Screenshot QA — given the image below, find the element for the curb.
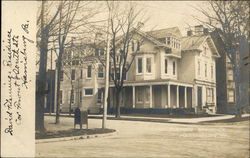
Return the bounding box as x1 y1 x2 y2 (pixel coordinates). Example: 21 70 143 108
35 130 118 144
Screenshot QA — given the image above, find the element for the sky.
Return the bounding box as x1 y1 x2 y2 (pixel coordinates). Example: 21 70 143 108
133 1 207 36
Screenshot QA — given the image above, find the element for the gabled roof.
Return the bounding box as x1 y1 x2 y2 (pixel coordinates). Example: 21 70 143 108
181 35 207 51
181 35 220 57
146 27 182 39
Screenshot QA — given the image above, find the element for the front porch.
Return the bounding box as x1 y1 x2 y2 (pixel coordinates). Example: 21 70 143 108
109 81 193 111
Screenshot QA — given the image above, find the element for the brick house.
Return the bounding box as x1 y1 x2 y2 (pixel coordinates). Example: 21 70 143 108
58 25 220 114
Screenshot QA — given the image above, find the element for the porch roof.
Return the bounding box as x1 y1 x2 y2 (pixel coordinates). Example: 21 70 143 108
110 79 194 88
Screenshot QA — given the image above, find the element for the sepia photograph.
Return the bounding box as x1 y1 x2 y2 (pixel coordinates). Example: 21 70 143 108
1 1 249 158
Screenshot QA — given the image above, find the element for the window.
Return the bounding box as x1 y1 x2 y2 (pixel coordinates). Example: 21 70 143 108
85 89 93 96
59 90 63 104
137 87 143 102
98 65 104 78
137 57 143 73
198 61 201 75
165 59 168 74
99 49 104 56
167 37 170 45
228 90 235 103
173 61 176 75
80 91 83 103
146 58 152 73
205 64 207 77
131 41 135 51
80 69 83 79
97 89 103 103
211 65 213 79
71 69 75 80
137 41 140 51
87 65 92 78
60 71 64 81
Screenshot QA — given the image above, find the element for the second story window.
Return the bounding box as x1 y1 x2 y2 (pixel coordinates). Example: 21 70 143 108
98 65 104 78
165 59 168 74
205 64 207 77
71 69 75 80
137 57 143 73
146 58 152 73
173 61 176 75
87 65 92 78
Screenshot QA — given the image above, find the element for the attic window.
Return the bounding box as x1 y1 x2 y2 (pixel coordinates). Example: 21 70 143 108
165 48 171 54
167 37 171 45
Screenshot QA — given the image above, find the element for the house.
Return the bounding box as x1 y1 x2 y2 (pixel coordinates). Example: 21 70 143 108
58 43 105 113
58 25 220 114
108 25 220 114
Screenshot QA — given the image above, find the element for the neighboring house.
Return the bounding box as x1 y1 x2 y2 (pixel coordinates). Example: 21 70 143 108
58 43 105 113
57 25 220 114
211 30 249 114
108 25 220 114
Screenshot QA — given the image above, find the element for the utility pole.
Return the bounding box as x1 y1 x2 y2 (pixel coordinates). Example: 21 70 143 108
49 49 53 115
102 9 110 129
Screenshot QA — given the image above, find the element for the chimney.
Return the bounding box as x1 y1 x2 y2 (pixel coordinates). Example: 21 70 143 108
187 30 193 36
194 25 204 35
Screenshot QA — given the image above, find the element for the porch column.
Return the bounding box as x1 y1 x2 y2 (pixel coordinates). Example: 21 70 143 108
176 85 179 108
149 85 152 108
168 84 171 107
132 86 135 108
184 87 187 108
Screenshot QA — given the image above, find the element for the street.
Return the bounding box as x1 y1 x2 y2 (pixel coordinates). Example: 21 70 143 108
36 116 249 158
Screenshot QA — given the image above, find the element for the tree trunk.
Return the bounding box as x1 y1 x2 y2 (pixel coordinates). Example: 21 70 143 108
55 47 63 124
115 88 121 118
36 0 48 132
233 65 242 118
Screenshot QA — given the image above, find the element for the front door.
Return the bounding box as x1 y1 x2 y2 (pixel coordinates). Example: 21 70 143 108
197 87 202 110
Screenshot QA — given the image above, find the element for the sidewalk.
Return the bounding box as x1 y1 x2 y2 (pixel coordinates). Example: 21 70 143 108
45 113 250 124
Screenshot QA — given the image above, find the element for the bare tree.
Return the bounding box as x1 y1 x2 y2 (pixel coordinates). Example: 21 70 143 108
36 0 61 131
99 2 147 118
193 1 249 117
55 1 96 124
